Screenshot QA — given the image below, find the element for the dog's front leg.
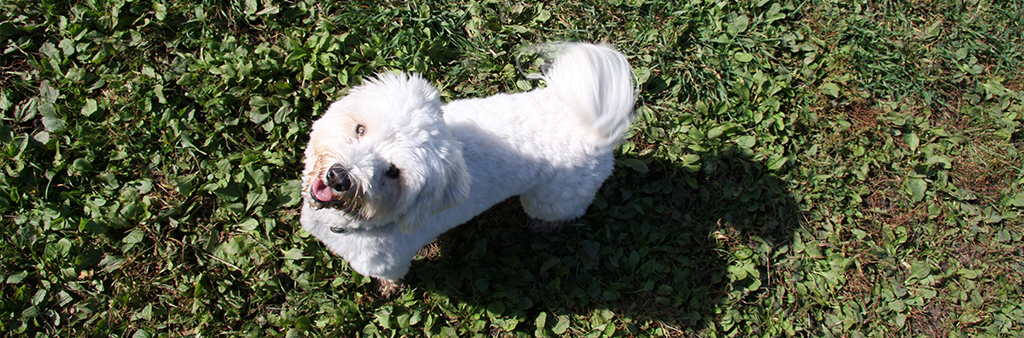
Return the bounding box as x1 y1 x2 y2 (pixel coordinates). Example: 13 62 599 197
372 277 405 298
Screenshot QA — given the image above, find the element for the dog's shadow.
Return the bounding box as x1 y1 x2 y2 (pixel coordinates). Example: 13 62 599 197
404 150 802 335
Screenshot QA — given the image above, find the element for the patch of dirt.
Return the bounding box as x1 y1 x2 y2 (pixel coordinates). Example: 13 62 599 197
417 242 442 260
908 300 956 336
950 238 986 269
843 99 885 136
863 169 926 229
927 90 1016 203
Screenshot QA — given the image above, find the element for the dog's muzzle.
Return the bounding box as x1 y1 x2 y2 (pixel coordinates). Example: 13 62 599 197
310 164 352 203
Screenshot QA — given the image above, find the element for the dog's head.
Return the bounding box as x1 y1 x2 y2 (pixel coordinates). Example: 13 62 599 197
302 72 471 233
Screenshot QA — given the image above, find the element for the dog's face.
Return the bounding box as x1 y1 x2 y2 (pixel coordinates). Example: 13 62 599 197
302 72 471 233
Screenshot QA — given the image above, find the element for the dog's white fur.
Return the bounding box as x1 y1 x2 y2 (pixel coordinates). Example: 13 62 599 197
299 43 635 281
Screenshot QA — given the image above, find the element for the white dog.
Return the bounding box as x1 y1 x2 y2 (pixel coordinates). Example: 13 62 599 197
299 43 635 286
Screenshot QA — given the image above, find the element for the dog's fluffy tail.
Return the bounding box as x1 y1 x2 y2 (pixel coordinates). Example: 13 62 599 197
541 43 636 149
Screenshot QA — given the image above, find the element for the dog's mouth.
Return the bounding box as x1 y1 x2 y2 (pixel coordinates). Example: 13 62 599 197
307 173 367 219
309 176 336 203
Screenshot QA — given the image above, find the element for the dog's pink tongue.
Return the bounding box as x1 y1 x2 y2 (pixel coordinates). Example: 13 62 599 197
311 177 335 202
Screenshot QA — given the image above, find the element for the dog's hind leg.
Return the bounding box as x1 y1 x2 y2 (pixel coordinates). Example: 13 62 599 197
521 192 593 233
519 172 611 233
519 177 596 221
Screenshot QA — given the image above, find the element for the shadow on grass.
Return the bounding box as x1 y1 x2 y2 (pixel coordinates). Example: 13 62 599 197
403 151 802 335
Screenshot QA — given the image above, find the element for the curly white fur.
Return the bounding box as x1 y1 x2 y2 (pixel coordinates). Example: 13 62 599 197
300 43 635 281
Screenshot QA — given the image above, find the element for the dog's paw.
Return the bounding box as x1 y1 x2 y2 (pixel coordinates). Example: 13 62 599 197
530 219 568 234
372 277 405 298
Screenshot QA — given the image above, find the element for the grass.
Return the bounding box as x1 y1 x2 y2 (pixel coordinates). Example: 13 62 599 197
1 0 1023 336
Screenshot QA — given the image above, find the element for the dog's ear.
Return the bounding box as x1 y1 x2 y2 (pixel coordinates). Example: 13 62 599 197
396 146 471 234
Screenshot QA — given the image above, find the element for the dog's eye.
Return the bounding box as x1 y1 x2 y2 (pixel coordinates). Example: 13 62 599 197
355 124 365 137
385 164 400 179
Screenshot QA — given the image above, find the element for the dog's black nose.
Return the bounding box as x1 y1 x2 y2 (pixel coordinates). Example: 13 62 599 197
325 164 352 191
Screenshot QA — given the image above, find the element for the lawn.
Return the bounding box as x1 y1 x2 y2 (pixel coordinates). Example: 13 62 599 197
2 0 1023 336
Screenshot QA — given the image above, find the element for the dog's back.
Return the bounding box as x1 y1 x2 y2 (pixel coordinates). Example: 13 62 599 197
442 43 636 227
